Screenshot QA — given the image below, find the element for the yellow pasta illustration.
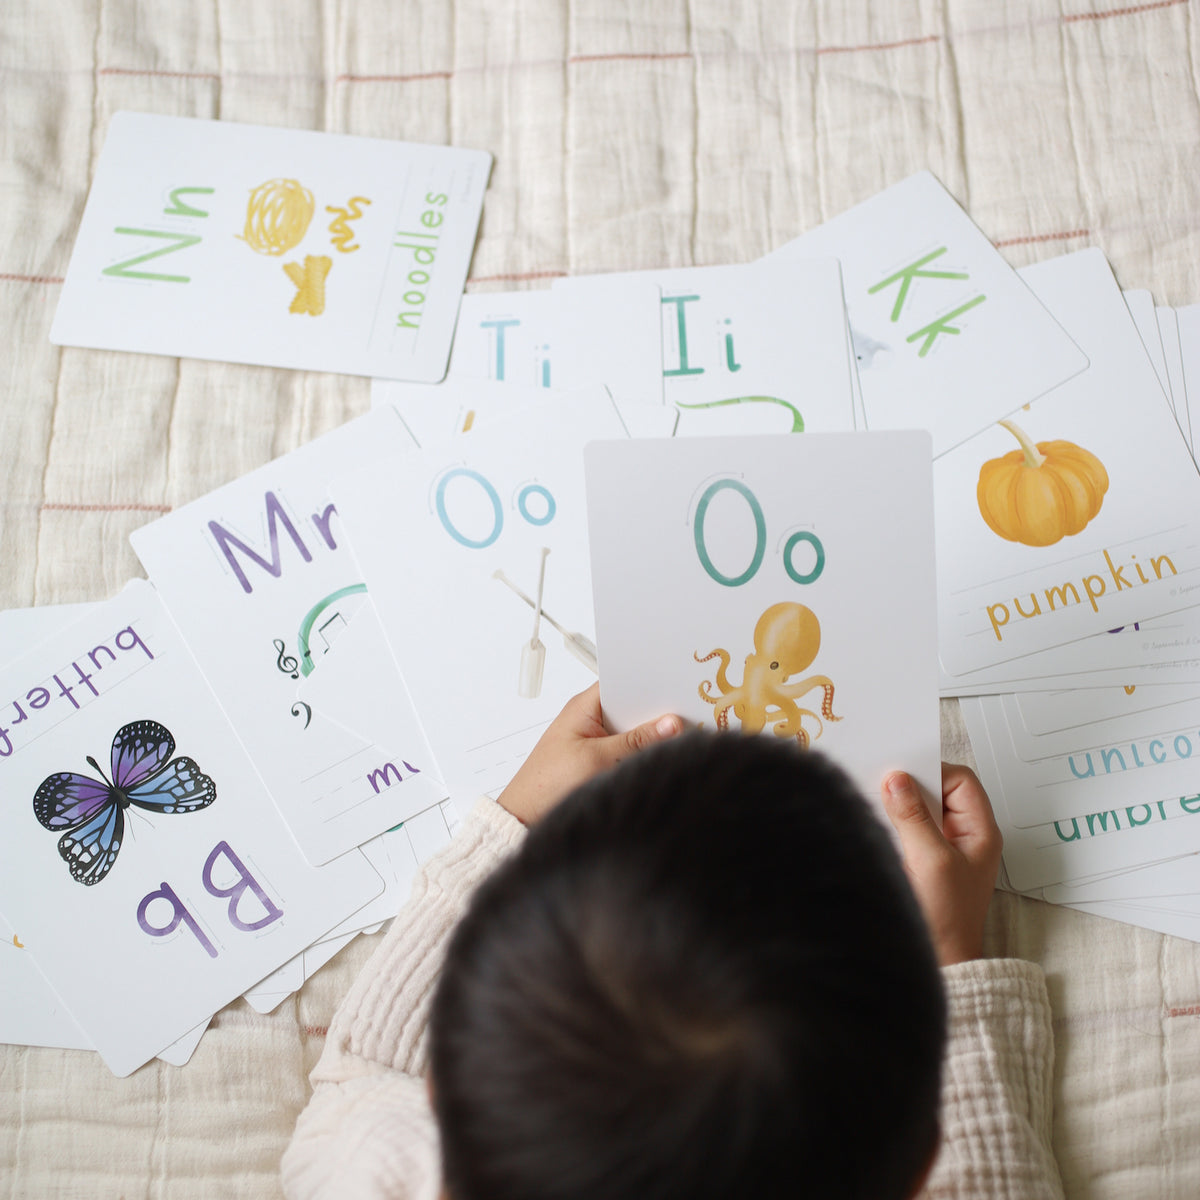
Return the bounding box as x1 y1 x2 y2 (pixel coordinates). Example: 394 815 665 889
326 196 372 252
240 178 315 256
283 255 332 316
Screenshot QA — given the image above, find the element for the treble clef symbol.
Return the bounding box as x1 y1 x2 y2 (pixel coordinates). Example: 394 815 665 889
273 638 300 679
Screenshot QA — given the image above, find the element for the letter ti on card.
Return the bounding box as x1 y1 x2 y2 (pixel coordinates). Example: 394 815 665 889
583 432 942 822
766 171 1089 455
51 112 491 381
935 251 1200 681
554 259 857 438
333 390 632 806
131 406 448 866
0 580 381 1076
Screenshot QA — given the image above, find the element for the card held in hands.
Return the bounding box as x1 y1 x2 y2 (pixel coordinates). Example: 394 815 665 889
584 432 941 819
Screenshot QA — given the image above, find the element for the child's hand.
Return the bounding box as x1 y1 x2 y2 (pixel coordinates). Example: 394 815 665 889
496 683 685 826
880 764 1003 967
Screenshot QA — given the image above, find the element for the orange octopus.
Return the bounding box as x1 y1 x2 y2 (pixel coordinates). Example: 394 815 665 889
695 602 840 748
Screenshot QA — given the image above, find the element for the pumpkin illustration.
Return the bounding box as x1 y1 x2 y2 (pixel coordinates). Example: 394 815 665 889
976 419 1109 547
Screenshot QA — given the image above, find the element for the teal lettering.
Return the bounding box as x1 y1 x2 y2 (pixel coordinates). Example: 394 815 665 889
482 318 520 381
724 321 741 372
1125 805 1153 827
1085 810 1121 835
1100 747 1126 773
102 228 202 283
1181 795 1200 814
1176 735 1194 759
1067 752 1095 779
663 295 704 377
1053 818 1081 843
1149 739 1167 763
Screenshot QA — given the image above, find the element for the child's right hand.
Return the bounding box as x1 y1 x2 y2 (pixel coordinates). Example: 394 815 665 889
880 764 1003 967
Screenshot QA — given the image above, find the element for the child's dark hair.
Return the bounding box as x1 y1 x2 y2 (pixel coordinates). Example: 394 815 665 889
429 730 946 1200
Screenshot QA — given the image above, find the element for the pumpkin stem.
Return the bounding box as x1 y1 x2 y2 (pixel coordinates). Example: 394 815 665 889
997 418 1046 468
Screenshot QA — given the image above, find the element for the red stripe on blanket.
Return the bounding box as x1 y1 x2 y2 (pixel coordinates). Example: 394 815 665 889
42 502 172 514
993 229 1090 248
0 273 64 285
468 269 568 285
335 71 453 84
302 1025 329 1039
1063 0 1187 23
569 51 693 64
1166 1004 1200 1019
817 34 941 55
98 66 221 80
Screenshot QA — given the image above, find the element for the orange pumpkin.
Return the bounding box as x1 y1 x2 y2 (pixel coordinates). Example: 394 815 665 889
976 419 1109 548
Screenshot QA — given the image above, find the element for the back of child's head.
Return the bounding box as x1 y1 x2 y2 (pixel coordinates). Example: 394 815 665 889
429 730 946 1200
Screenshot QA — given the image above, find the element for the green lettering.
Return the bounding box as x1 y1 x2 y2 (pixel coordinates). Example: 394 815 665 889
905 295 986 357
163 187 214 218
102 228 202 283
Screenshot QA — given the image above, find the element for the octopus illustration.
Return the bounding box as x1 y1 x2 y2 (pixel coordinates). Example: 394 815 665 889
695 602 841 748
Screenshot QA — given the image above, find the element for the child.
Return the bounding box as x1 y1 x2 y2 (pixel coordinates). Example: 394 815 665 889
283 685 1062 1199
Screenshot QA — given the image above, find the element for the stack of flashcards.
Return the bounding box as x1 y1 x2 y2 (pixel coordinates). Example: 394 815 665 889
936 252 1200 935
9 106 1198 1074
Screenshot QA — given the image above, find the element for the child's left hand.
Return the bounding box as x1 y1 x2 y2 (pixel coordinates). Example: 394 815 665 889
496 683 684 826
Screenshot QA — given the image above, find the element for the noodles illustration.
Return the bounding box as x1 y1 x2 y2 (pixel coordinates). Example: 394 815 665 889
326 196 372 252
240 179 315 256
283 255 332 316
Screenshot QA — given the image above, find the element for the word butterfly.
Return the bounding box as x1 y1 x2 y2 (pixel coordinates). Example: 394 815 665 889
33 719 216 886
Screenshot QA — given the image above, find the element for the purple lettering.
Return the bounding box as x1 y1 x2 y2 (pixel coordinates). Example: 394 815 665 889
115 626 154 661
207 491 312 595
311 503 339 551
88 643 117 670
202 841 283 932
53 674 78 710
137 882 218 958
73 661 98 699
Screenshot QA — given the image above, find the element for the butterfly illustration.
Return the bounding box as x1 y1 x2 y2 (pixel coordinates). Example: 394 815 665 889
33 719 217 887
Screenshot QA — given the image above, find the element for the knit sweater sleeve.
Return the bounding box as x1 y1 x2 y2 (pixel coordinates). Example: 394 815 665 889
280 797 526 1200
920 958 1064 1200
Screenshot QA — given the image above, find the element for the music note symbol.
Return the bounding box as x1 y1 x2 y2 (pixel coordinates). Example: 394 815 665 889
273 638 300 679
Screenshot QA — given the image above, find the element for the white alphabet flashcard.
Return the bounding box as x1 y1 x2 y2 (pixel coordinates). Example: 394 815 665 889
334 390 629 803
584 432 941 817
372 378 677 449
555 260 857 438
547 276 665 408
445 289 557 385
0 580 381 1076
1123 289 1173 415
1179 305 1200 459
131 407 447 865
962 696 1200 891
938 610 1200 696
765 171 1088 456
935 251 1200 678
51 112 491 382
1013 680 1200 738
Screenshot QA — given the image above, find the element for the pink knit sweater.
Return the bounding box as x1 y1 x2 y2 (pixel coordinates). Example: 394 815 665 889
282 799 1064 1200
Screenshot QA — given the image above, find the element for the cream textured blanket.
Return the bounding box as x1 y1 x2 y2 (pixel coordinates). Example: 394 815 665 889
3 1 1200 1195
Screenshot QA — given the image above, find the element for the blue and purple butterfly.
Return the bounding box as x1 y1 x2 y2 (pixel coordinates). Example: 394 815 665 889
33 719 216 886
